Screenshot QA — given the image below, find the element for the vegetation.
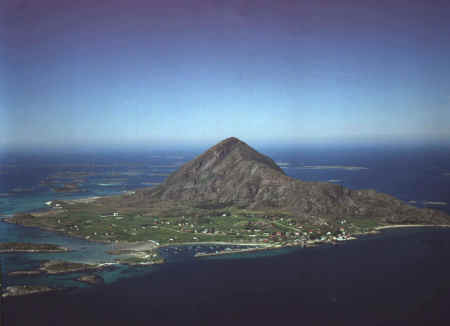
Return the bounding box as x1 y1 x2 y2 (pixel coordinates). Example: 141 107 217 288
7 201 378 246
347 217 381 230
40 260 98 274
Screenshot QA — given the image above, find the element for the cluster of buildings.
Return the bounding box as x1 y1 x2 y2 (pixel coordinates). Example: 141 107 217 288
101 213 355 245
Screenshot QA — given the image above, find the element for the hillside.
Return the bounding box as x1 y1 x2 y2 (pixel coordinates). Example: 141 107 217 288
129 137 448 225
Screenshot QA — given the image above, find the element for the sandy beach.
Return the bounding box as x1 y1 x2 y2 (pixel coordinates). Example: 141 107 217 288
375 224 450 230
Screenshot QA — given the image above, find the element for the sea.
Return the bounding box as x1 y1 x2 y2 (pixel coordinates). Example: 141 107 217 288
1 144 450 325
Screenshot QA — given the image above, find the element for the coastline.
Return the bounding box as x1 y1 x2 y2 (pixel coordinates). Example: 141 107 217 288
8 210 450 259
2 217 113 245
374 224 450 230
5 194 450 267
6 211 450 254
4 221 450 298
158 241 271 248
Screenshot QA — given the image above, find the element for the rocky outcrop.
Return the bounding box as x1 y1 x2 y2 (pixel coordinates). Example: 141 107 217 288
40 260 99 274
76 274 104 285
2 285 57 297
0 242 70 253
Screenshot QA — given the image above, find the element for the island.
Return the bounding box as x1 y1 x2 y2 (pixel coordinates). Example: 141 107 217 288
76 274 104 285
298 165 368 170
5 137 450 254
0 242 70 253
8 270 43 276
2 285 60 298
40 260 101 274
7 260 115 282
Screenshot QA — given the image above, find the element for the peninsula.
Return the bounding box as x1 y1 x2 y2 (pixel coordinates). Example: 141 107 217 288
6 137 450 250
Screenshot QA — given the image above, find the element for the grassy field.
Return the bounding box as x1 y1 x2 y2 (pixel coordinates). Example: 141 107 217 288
8 199 383 245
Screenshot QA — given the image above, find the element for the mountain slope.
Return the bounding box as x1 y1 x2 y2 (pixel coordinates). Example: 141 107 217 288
133 137 448 225
149 137 287 203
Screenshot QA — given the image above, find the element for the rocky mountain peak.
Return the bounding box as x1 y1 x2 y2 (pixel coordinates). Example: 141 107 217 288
163 137 285 187
147 137 286 203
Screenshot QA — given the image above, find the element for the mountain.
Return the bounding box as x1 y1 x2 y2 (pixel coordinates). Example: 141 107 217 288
130 137 449 225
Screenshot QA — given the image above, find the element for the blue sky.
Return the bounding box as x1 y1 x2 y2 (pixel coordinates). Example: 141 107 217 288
2 0 450 149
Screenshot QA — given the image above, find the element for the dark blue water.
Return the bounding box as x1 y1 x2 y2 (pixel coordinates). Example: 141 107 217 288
1 145 450 325
267 145 450 214
4 228 450 325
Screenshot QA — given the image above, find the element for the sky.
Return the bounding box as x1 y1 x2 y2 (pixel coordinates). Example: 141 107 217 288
1 0 450 150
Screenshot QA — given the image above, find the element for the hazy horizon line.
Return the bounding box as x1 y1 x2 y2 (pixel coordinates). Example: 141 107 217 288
2 137 450 154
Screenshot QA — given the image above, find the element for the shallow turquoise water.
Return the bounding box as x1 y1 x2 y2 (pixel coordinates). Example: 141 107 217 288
0 175 151 288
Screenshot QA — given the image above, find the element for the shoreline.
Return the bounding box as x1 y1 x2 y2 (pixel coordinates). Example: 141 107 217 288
5 198 450 263
6 215 450 252
5 191 450 253
158 241 271 248
2 217 114 245
5 223 450 298
6 215 450 255
374 224 450 230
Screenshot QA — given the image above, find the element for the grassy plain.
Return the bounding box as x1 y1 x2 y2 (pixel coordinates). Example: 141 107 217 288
8 198 379 246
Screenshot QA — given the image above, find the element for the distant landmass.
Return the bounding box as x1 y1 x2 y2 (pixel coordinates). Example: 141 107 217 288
296 165 368 170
